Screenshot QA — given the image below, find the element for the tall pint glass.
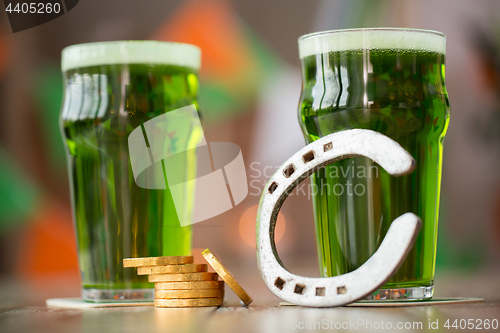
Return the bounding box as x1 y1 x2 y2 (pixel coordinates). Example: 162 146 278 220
60 41 201 301
298 29 449 300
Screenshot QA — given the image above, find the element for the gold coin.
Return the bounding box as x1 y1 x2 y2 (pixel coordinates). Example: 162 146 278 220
155 288 224 299
149 272 218 283
137 264 207 275
123 256 193 267
154 297 223 308
202 249 253 306
155 280 224 290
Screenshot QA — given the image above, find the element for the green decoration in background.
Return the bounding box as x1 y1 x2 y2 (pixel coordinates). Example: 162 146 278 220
32 63 66 174
436 199 486 270
0 146 39 230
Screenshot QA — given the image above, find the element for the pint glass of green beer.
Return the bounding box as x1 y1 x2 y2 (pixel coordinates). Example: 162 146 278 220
60 41 201 301
298 29 449 300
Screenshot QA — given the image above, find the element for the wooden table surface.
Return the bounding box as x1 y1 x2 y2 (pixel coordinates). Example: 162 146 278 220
1 269 499 333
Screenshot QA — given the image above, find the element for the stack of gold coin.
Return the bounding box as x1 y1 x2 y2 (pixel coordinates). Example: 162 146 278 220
123 255 225 308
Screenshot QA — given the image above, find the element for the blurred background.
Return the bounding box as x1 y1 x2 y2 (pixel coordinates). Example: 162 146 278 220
0 0 499 303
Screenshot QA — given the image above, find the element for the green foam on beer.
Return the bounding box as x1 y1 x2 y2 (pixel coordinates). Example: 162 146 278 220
298 28 446 59
61 41 201 72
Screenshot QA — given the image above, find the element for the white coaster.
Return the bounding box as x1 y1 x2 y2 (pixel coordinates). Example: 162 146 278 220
46 297 154 309
279 297 484 307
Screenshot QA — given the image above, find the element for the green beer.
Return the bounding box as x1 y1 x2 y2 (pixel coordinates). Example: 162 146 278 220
60 42 201 301
298 29 449 300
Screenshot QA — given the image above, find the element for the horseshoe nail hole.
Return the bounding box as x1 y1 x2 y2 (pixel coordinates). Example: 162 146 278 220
274 277 286 290
294 284 306 295
283 164 295 178
268 182 278 194
323 142 333 152
315 287 325 296
302 151 315 163
337 286 347 294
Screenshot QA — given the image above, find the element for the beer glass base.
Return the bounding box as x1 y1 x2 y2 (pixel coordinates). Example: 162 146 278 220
82 288 154 303
364 286 434 301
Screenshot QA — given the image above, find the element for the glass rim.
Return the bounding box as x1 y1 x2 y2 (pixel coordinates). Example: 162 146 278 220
298 28 446 59
61 40 201 72
298 27 446 42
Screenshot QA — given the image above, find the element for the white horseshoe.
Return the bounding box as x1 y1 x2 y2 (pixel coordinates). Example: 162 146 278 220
256 129 422 307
